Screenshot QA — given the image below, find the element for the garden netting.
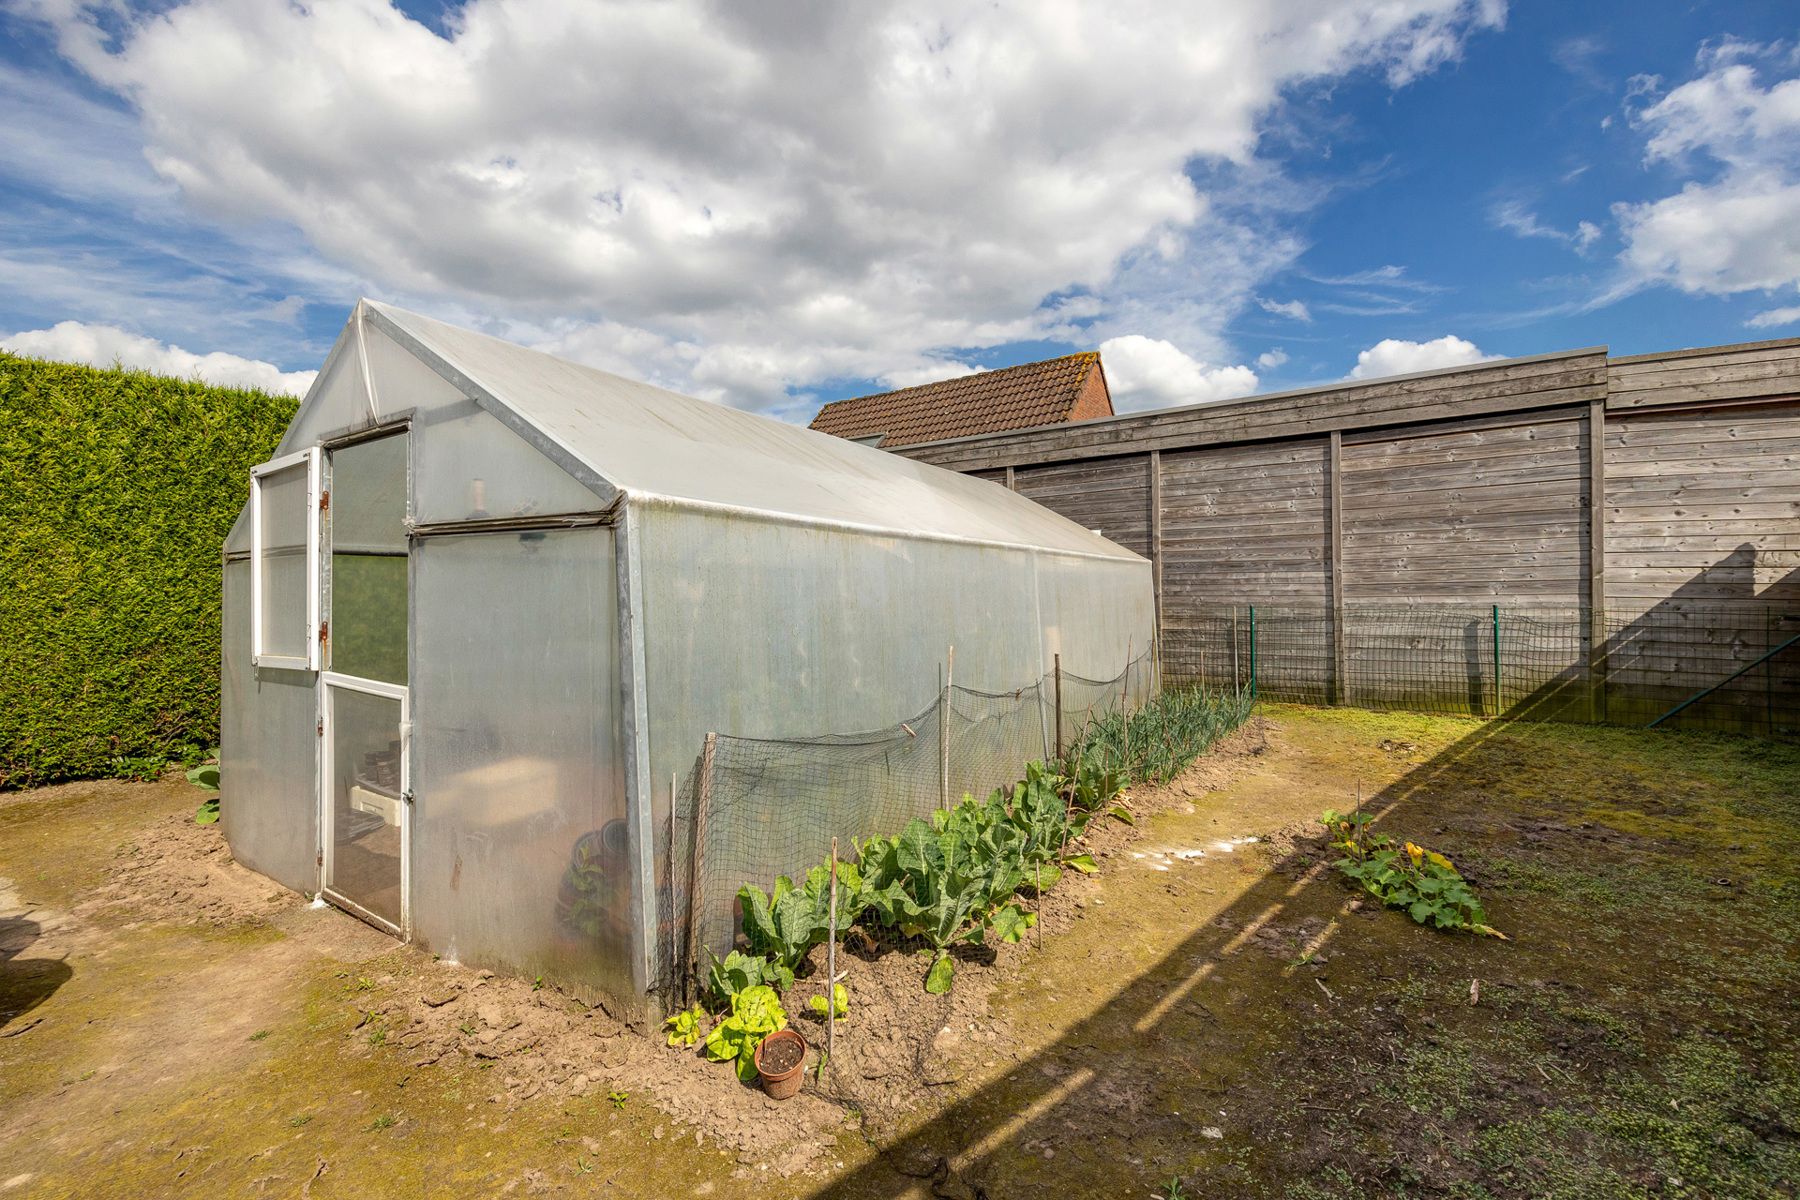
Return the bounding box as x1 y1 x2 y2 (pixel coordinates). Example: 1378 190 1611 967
659 649 1156 996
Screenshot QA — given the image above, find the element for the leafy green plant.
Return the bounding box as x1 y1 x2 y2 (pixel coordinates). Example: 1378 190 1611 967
703 984 788 1083
607 1089 629 1109
1065 683 1251 787
737 860 876 986
808 983 849 1019
860 814 1014 994
705 948 791 1007
1322 809 1507 939
191 752 222 826
736 876 822 982
110 755 165 783
664 1003 706 1048
988 902 1037 944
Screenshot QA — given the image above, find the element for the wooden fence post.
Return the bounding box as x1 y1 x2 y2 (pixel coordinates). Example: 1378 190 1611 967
682 732 717 999
939 645 954 810
826 838 838 1077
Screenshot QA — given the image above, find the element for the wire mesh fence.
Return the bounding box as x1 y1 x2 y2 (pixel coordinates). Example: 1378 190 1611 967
1161 600 1799 736
659 649 1158 995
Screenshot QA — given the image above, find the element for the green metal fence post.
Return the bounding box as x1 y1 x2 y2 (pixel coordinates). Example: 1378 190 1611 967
1491 604 1502 717
1249 604 1258 703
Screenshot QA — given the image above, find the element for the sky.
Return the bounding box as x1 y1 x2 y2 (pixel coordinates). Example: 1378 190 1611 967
1 1 1797 420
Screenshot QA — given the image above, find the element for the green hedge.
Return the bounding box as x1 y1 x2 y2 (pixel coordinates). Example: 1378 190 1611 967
0 353 298 788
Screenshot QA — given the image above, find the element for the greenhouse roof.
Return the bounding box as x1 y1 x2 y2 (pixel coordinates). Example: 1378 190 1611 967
361 301 1140 561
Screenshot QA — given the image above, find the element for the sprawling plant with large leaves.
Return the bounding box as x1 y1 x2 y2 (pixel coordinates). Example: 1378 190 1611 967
1322 809 1507 939
859 804 1042 994
736 859 878 986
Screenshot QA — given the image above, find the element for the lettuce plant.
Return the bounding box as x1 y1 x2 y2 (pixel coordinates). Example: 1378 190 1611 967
703 984 788 1082
807 983 849 1019
664 1003 705 1048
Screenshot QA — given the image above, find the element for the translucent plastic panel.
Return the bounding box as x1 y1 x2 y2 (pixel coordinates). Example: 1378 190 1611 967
220 560 321 895
413 407 607 524
224 503 251 556
257 460 312 662
277 326 374 453
278 315 467 454
328 434 409 684
637 506 1155 982
325 685 405 930
409 528 630 1002
330 434 408 552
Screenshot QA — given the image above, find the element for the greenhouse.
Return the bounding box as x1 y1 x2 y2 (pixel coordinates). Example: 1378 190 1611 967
220 300 1155 1016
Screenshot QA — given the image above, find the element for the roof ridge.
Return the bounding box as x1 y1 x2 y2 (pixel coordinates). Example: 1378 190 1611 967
825 350 1099 410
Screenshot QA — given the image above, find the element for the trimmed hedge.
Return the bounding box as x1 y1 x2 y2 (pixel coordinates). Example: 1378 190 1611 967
0 353 298 788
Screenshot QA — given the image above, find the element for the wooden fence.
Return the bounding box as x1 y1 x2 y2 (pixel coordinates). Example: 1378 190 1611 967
892 338 1800 735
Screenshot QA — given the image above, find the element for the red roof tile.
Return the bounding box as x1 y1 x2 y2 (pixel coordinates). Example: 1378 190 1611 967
809 352 1111 448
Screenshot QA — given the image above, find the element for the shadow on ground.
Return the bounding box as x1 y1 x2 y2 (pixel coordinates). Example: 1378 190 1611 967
806 690 1800 1198
0 911 72 1034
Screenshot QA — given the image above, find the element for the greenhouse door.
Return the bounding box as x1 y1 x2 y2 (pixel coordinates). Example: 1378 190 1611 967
318 431 411 936
320 677 408 933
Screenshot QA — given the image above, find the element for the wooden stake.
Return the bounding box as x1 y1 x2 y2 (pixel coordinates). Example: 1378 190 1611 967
1054 653 1064 763
684 732 717 998
940 645 954 811
827 837 838 1079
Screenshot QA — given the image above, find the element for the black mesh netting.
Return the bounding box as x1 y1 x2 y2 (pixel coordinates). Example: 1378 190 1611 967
659 650 1156 993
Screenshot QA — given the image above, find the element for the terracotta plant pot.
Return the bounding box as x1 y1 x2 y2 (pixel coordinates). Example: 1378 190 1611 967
754 1028 808 1100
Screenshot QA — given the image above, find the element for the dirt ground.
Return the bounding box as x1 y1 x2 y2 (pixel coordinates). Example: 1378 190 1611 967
2 707 1796 1199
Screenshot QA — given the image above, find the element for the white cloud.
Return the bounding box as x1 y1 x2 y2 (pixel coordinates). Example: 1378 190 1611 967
1614 44 1800 297
1347 335 1501 380
20 0 1502 411
1 321 317 395
1258 297 1313 322
1747 304 1800 329
1491 200 1602 253
1256 348 1289 369
1098 334 1258 412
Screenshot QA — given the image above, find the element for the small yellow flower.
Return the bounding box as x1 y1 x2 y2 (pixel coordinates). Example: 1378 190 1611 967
1405 841 1424 866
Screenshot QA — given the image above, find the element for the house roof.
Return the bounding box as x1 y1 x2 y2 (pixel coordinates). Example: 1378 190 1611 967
809 352 1110 448
277 301 1142 563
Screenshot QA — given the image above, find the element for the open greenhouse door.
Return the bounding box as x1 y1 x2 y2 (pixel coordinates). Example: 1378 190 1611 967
318 431 412 936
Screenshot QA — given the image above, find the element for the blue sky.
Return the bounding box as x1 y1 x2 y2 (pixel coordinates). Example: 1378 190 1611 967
1 2 1797 416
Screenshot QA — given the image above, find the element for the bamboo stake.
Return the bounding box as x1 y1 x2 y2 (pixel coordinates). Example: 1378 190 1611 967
827 837 838 1079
